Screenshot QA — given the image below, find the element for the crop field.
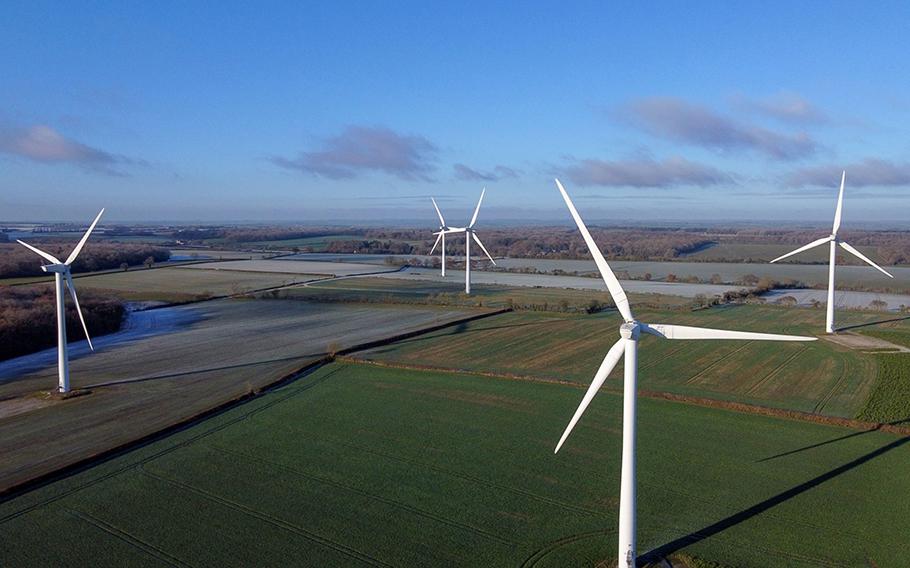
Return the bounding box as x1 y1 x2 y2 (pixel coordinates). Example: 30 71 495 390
52 266 322 302
1 361 907 567
357 304 902 418
0 300 482 491
183 259 396 277
277 276 694 311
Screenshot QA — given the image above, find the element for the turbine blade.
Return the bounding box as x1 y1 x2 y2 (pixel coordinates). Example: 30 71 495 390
65 208 104 265
16 240 62 264
832 171 845 235
555 339 625 453
431 197 446 227
769 236 832 264
429 232 443 255
555 179 633 322
469 188 485 228
642 323 815 342
65 272 94 351
472 232 496 265
839 241 894 278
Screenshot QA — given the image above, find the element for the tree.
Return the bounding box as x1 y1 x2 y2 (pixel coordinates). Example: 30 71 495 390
144 256 155 269
666 273 678 282
120 262 129 272
643 272 652 281
710 273 723 284
776 296 798 307
870 299 888 311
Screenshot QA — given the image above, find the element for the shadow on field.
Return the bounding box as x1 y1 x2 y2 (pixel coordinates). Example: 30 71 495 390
641 434 910 564
84 353 325 389
756 418 910 463
836 315 910 332
369 319 555 352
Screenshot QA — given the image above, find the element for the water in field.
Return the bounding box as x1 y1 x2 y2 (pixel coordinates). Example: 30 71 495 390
0 305 202 382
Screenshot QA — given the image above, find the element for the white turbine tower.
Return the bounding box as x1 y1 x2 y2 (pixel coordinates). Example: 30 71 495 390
770 171 893 334
17 209 105 393
551 180 814 568
430 189 496 293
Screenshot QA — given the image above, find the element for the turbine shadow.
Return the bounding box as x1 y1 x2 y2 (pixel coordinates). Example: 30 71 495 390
368 319 555 352
836 315 910 332
83 353 325 389
640 434 910 565
756 418 910 463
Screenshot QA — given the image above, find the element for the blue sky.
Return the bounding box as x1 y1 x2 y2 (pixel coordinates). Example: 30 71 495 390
1 1 909 225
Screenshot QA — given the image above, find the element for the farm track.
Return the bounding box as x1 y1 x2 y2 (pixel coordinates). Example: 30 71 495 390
343 357 910 437
683 341 754 385
813 356 849 415
65 507 194 568
206 444 518 547
138 466 392 567
745 345 809 396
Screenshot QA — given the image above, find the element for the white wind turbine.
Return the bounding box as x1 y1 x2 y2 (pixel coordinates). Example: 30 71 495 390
770 171 893 333
430 189 496 293
429 197 450 277
17 209 105 393
551 180 814 568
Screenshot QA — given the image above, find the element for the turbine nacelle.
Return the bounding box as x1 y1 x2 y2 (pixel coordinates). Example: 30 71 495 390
41 264 69 274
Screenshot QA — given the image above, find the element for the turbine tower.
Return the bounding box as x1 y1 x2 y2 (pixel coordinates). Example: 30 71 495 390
551 180 814 568
17 209 105 393
770 171 893 333
430 189 496 293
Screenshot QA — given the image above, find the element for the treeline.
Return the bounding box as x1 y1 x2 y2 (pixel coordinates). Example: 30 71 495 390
0 243 170 278
0 287 125 361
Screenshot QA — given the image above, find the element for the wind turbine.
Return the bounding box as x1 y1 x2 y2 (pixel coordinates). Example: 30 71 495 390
430 189 496 293
769 171 893 334
429 197 450 277
551 180 814 568
17 209 105 393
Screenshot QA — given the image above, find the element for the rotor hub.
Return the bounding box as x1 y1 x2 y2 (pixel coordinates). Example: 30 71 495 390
619 322 640 340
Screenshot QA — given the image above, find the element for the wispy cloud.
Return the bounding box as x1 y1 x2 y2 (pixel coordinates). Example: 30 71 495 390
558 155 732 188
0 124 138 175
618 97 816 160
453 163 520 182
786 158 910 187
732 92 827 125
271 126 437 181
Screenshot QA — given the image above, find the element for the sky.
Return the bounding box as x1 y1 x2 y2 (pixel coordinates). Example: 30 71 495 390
1 1 909 226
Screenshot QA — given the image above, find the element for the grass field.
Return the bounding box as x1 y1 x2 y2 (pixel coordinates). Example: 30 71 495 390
356 304 901 418
1 361 906 567
0 300 481 492
203 234 363 251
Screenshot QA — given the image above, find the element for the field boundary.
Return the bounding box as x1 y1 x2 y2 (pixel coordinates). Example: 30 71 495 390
0 306 512 501
340 357 910 437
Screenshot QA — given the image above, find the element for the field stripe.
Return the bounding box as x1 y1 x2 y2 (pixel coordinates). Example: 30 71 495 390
683 342 755 385
64 507 193 568
207 444 518 547
138 466 391 568
745 345 809 396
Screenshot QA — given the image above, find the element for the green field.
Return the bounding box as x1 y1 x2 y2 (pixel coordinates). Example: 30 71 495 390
355 304 900 418
204 234 363 251
1 361 906 567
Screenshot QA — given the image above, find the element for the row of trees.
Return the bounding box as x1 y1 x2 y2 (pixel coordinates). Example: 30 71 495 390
0 243 170 278
0 287 125 361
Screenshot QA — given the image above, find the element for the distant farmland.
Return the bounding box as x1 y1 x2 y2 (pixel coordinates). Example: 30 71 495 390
1 362 906 567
